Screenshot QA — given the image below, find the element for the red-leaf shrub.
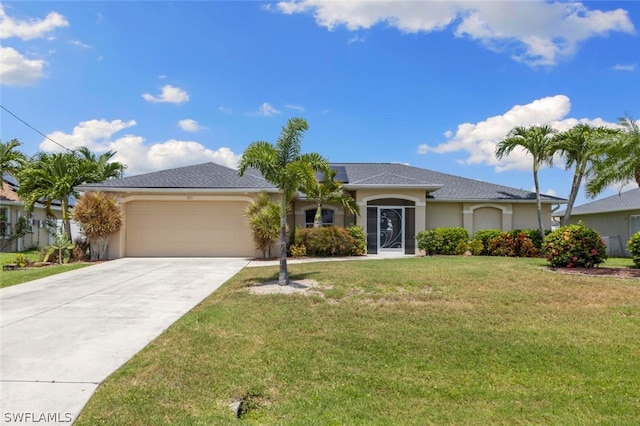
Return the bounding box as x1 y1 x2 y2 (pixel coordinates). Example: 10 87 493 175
544 223 607 268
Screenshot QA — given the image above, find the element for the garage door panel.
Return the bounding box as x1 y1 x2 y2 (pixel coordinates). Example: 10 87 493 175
125 201 254 257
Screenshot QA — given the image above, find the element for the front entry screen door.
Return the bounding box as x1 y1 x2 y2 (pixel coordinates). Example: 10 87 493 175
379 208 403 252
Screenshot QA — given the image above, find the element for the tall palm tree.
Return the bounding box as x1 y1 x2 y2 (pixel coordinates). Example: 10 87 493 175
76 146 126 181
553 124 618 226
17 148 126 241
0 139 27 177
301 167 359 228
238 118 327 285
586 115 640 197
496 125 557 239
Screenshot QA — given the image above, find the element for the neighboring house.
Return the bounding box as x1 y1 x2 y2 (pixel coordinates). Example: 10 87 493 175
0 177 62 252
561 188 640 257
76 162 566 259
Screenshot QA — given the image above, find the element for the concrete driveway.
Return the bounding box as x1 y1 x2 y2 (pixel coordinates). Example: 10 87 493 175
0 257 249 425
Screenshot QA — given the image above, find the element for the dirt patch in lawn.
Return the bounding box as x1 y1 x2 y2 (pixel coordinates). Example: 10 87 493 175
248 279 329 296
549 266 640 279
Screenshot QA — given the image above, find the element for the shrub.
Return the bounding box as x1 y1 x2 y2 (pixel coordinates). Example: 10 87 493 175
347 225 367 256
473 229 503 255
488 232 538 258
628 231 640 268
543 223 607 268
416 230 443 255
244 192 280 259
455 240 469 255
297 226 355 257
468 239 484 256
289 244 307 258
14 253 29 268
72 192 123 261
508 229 550 250
417 227 469 255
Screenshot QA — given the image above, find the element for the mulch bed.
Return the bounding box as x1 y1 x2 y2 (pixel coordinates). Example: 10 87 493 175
549 266 640 279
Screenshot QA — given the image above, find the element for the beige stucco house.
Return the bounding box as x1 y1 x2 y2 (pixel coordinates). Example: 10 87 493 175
76 162 566 259
562 188 640 257
0 178 62 252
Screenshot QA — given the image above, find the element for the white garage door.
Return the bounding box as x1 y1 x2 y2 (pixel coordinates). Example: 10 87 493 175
126 201 254 257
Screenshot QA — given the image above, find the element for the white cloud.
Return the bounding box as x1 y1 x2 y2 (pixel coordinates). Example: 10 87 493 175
348 34 366 44
285 104 305 112
534 187 558 197
218 106 233 114
0 46 46 86
178 119 202 132
40 119 241 176
418 95 619 172
0 4 69 40
250 102 281 117
613 63 636 72
70 40 92 48
142 84 190 104
276 1 635 67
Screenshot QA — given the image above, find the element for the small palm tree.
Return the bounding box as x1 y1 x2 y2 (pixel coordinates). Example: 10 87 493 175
72 192 123 261
238 118 327 285
553 124 618 225
586 115 640 196
496 125 557 239
244 192 280 258
0 139 27 177
301 167 359 228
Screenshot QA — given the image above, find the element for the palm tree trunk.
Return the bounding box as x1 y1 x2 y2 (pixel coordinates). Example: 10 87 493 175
533 169 545 240
278 195 289 286
61 198 73 242
561 163 586 226
314 203 322 228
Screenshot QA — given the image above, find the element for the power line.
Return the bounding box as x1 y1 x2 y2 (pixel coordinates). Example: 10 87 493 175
0 104 72 152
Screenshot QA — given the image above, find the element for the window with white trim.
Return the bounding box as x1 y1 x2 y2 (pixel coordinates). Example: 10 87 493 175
631 215 640 236
305 208 334 228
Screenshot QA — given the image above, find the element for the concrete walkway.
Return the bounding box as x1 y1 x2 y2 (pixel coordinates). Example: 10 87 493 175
0 258 249 425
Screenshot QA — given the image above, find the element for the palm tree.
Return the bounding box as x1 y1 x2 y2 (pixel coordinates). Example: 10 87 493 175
496 125 557 239
0 139 27 177
301 167 359 228
586 115 640 197
17 148 126 241
76 146 126 181
553 124 618 226
244 192 280 259
238 118 327 285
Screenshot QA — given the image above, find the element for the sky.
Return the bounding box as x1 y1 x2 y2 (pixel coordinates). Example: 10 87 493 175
1 1 639 206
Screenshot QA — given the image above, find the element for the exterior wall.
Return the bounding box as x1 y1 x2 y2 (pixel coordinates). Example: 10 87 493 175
0 203 61 252
425 202 463 229
569 209 640 257
426 201 554 237
292 200 349 228
512 203 551 231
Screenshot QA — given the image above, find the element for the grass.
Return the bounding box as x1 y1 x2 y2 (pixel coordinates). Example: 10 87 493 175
75 256 640 425
0 249 91 288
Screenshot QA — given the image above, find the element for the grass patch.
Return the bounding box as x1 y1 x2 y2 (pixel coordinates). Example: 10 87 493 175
1 249 91 288
76 256 640 425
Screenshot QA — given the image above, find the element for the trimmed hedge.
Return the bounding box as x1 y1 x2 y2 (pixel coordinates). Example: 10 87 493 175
416 227 469 255
296 226 362 257
543 223 607 268
473 229 503 255
487 232 538 258
628 231 640 268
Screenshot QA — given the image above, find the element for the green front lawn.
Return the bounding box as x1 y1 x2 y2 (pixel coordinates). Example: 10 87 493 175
77 256 640 425
0 250 90 288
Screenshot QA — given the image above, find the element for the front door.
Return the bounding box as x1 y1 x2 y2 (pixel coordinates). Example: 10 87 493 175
379 208 403 253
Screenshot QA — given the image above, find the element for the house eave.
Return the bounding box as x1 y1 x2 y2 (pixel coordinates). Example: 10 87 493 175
427 198 568 204
566 206 640 216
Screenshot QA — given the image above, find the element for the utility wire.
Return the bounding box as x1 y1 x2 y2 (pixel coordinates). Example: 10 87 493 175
0 104 72 152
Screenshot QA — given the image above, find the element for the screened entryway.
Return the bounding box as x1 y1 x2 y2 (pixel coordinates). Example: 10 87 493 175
366 199 415 255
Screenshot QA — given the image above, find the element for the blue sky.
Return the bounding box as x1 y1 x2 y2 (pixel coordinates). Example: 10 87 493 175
1 1 638 206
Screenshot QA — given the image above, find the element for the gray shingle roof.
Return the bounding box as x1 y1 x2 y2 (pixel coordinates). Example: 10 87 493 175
565 188 640 215
76 162 275 190
76 161 566 203
332 163 565 202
